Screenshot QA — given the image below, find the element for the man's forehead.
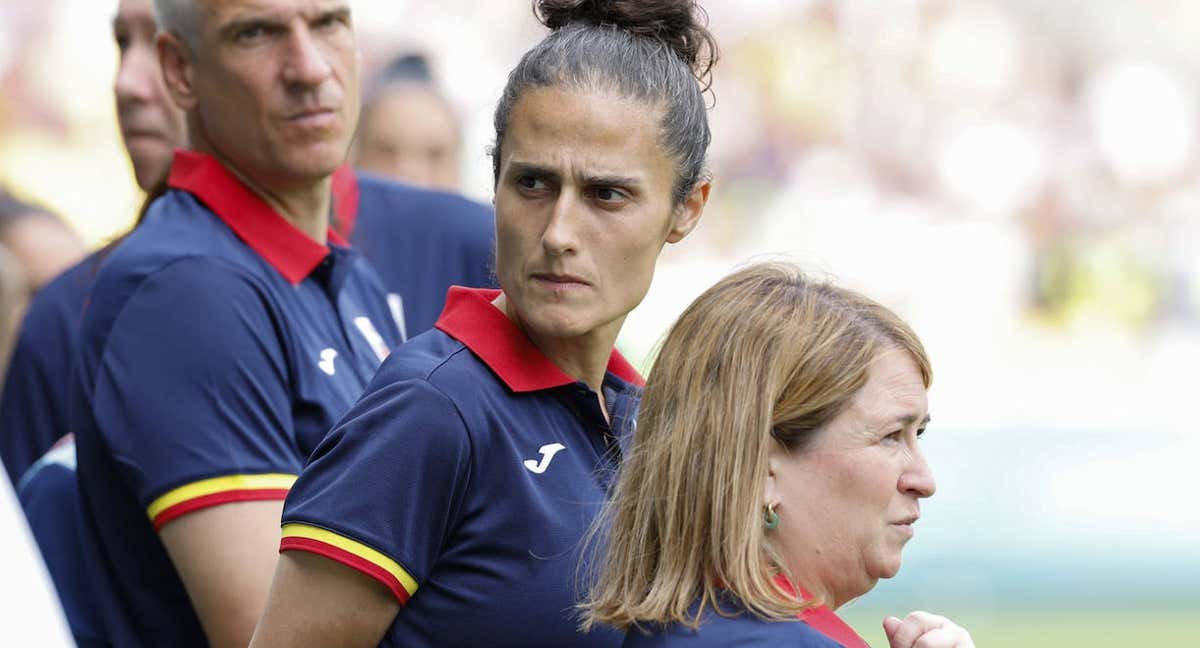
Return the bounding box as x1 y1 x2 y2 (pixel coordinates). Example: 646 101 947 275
199 0 348 18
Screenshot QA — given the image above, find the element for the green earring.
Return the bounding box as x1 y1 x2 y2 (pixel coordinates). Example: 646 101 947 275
764 503 780 530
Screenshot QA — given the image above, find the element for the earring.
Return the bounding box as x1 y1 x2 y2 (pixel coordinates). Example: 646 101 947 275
764 503 780 530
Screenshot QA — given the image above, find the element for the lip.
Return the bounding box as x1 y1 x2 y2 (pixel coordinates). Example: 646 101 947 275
286 108 337 128
531 272 590 288
121 128 166 141
890 515 919 534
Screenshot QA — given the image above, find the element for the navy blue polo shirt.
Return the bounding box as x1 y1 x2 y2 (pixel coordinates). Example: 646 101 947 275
72 150 403 647
280 286 642 647
623 576 868 648
0 167 492 487
0 251 103 485
332 166 496 338
17 435 106 647
621 608 845 648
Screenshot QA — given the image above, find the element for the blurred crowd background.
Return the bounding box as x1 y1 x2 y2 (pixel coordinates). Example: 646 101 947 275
1 0 1197 645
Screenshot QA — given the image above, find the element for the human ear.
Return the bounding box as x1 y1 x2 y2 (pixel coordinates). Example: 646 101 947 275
763 442 788 508
665 179 710 244
157 32 198 112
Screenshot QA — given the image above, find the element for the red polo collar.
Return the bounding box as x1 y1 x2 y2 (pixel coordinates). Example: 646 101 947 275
774 575 870 648
434 286 644 392
167 150 348 285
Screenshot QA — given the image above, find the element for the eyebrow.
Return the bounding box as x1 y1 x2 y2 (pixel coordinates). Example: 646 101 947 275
894 413 932 427
507 161 642 187
218 15 284 40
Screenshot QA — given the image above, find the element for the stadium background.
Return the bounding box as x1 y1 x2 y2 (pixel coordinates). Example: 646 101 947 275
2 1 1197 645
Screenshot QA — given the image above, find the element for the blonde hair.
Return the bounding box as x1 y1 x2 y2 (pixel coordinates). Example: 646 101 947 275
581 262 931 631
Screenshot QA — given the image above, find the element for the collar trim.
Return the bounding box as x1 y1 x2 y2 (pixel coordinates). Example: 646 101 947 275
434 286 644 392
774 575 870 648
167 150 343 285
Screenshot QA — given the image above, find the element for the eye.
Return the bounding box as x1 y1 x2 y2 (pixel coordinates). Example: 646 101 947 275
589 186 628 207
114 33 131 52
314 13 347 30
516 175 548 192
916 426 927 439
233 23 272 44
883 430 903 444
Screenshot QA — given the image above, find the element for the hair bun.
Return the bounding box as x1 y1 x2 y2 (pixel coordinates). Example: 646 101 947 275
535 0 717 81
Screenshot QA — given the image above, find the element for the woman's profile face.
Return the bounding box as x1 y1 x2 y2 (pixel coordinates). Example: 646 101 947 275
492 85 705 344
767 348 936 606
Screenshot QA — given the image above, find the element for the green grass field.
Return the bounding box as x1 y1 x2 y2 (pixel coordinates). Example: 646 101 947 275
840 607 1196 647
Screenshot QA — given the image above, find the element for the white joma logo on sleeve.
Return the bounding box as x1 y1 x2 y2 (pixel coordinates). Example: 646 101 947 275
523 443 566 474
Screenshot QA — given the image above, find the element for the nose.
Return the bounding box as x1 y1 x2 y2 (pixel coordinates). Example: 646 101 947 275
541 192 580 256
114 47 157 105
898 445 936 498
282 25 333 87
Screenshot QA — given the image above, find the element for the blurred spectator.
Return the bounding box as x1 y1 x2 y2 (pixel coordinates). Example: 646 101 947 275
353 53 462 192
2 0 187 487
0 244 26 380
112 0 187 191
0 190 85 295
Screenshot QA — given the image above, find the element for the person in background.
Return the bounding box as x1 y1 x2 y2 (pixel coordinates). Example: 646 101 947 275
0 245 27 379
0 0 187 488
249 1 715 646
0 190 85 297
70 0 405 645
582 262 974 648
0 4 188 644
352 53 462 192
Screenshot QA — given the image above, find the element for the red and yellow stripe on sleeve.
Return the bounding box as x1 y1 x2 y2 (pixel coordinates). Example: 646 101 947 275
146 473 297 531
280 523 419 605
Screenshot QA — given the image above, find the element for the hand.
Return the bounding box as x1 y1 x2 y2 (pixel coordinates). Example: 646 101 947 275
883 611 975 648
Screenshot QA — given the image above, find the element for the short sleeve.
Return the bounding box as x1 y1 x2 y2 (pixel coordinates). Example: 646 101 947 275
91 258 300 531
280 377 472 605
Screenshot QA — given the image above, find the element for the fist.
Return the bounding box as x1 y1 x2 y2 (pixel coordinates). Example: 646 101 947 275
883 611 974 648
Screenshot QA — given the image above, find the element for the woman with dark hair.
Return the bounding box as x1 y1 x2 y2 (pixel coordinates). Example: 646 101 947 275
582 262 975 648
250 1 715 646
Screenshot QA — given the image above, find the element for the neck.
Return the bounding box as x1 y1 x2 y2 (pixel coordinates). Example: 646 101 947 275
191 140 331 243
492 293 620 418
786 562 871 611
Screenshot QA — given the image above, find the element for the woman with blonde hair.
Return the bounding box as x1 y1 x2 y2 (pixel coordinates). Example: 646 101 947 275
584 262 975 647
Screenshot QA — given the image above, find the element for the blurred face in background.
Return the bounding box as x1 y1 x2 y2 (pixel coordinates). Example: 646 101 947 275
354 83 461 192
164 0 361 189
114 0 186 190
0 216 85 292
767 348 936 608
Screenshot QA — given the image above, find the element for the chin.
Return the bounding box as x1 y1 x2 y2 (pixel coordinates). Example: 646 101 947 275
524 312 592 340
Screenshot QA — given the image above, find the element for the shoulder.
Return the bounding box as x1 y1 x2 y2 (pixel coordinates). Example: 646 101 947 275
5 253 98 376
94 254 267 324
15 250 103 343
365 327 488 396
81 255 279 378
32 251 102 319
624 611 844 648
